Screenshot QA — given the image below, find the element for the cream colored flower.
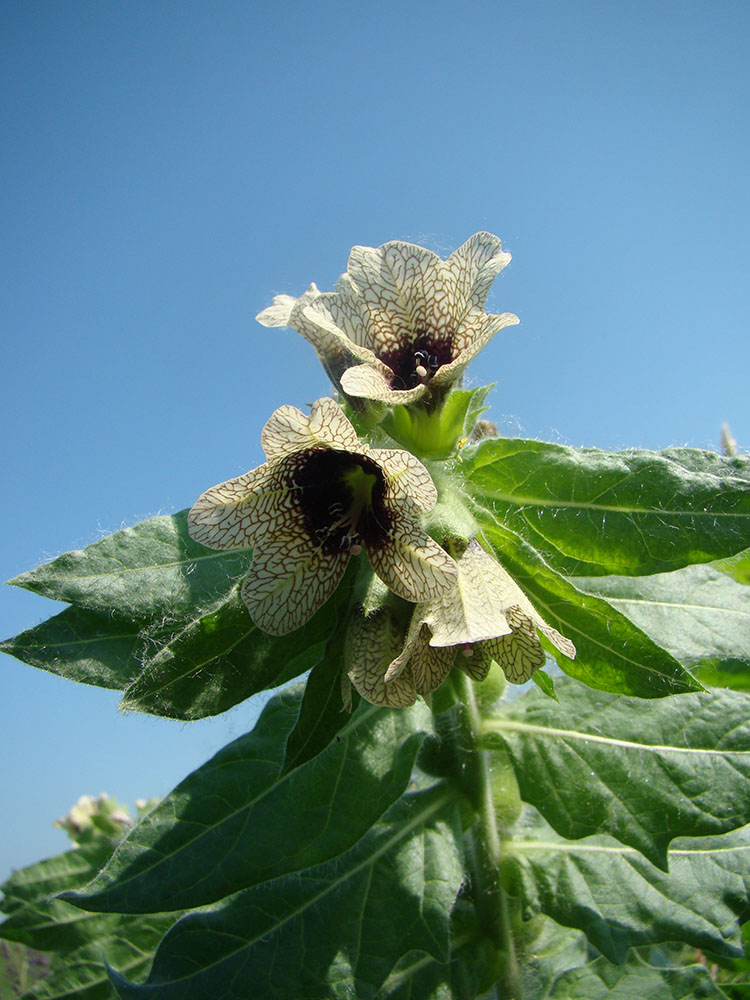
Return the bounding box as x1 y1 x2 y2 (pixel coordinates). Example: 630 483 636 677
188 397 458 636
373 541 576 703
256 232 519 406
345 604 456 709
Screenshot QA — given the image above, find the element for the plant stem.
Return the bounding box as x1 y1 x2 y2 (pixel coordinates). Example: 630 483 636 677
451 671 522 999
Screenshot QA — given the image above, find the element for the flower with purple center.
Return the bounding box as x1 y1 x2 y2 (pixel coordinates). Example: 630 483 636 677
187 397 458 636
256 232 519 407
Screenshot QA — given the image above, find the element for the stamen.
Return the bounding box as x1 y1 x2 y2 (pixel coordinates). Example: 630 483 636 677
415 364 428 379
462 643 474 658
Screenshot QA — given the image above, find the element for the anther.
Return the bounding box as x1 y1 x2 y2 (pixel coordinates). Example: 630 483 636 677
462 643 474 657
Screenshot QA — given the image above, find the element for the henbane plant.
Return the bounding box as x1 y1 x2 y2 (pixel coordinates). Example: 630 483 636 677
2 231 750 999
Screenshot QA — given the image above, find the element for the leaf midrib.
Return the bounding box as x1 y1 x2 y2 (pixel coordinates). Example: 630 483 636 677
138 789 452 989
484 718 750 756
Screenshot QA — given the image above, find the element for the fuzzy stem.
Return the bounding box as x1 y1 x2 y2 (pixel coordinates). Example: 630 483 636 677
450 671 522 999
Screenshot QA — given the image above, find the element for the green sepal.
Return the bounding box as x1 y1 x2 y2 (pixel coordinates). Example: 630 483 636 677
531 669 558 701
381 385 494 460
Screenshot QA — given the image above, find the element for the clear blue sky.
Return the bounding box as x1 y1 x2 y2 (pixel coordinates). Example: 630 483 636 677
2 0 748 880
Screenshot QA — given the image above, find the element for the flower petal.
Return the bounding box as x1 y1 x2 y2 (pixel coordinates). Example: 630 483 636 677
434 311 520 384
308 396 360 450
348 241 446 351
367 524 458 603
260 397 359 461
241 529 348 635
410 638 455 696
461 542 575 659
447 232 513 321
539 623 577 660
346 609 417 707
255 284 321 328
383 611 425 683
370 448 438 513
340 362 427 404
187 462 289 550
456 644 493 682
423 541 516 647
293 272 386 361
483 607 547 683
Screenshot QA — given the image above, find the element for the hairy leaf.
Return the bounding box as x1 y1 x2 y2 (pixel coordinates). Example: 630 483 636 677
463 438 750 577
282 629 356 774
61 687 432 914
573 561 750 675
504 809 750 963
0 606 157 690
7 511 250 618
118 581 341 720
545 952 729 999
109 788 463 1000
0 821 178 1000
482 524 700 698
485 681 750 868
519 918 588 1000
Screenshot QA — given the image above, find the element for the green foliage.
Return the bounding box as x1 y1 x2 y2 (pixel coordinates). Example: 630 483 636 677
0 798 179 999
461 437 750 576
3 396 750 997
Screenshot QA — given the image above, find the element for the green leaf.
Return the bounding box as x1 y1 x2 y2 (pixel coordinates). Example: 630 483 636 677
7 511 250 618
281 629 357 774
485 681 750 869
61 687 432 914
482 523 701 698
504 808 750 964
17 916 176 1000
0 818 178 1000
108 787 463 1000
0 941 50 999
715 545 750 585
545 952 729 999
519 918 588 1000
463 438 750 577
118 582 337 720
0 606 155 691
572 562 750 674
2 851 107 919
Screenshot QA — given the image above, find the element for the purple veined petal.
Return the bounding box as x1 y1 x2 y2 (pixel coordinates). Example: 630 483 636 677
369 447 438 513
481 608 548 684
409 638 455 696
260 397 360 462
449 309 519 363
241 528 348 636
187 462 292 551
446 231 513 325
366 522 458 604
340 362 427 404
346 608 417 708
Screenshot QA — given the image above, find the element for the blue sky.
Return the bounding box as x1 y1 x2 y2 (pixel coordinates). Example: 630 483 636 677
2 0 748 879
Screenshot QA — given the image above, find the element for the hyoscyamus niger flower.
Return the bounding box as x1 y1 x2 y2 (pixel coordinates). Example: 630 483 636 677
188 397 458 635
